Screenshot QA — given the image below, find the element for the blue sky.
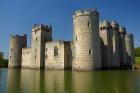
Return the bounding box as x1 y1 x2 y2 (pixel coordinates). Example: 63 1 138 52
0 0 140 58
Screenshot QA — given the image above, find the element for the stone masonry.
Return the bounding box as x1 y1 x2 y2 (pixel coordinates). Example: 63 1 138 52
45 41 72 70
8 8 135 70
9 34 27 68
73 9 102 70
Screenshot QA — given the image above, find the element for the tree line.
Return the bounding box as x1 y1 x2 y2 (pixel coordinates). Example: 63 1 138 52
0 52 8 67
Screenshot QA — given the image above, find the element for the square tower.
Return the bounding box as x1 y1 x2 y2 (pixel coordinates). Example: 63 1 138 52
31 24 52 69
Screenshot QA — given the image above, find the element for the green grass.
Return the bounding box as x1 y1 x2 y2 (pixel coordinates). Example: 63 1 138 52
135 57 140 64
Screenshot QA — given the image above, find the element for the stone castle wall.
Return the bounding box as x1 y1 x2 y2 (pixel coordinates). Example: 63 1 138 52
99 20 135 69
73 9 102 70
99 21 113 69
21 48 32 68
45 41 72 70
111 21 120 67
119 26 127 66
8 9 135 70
9 34 27 68
125 33 135 66
31 24 52 69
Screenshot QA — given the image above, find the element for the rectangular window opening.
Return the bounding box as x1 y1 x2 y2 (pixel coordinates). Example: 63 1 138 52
88 22 90 27
89 49 92 55
54 47 58 56
36 38 37 42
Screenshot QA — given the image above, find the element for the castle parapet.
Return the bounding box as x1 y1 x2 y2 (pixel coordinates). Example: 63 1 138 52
119 26 126 34
111 21 119 30
73 9 99 18
10 34 27 39
125 33 133 38
100 20 112 30
32 24 52 32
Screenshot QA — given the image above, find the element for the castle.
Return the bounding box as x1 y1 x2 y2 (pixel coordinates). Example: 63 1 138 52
8 9 135 70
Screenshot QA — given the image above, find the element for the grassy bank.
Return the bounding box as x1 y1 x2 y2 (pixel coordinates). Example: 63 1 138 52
135 57 140 64
133 57 140 70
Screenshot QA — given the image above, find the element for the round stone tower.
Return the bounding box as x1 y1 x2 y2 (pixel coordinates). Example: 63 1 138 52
9 34 27 68
73 9 102 70
125 33 135 67
119 26 127 67
111 21 120 68
99 20 113 69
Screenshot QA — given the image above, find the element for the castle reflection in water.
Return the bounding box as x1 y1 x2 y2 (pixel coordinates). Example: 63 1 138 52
7 69 139 93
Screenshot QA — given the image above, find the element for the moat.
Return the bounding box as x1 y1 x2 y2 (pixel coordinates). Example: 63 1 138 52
0 68 140 93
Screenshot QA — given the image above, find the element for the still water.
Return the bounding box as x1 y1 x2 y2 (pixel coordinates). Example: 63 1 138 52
0 68 140 93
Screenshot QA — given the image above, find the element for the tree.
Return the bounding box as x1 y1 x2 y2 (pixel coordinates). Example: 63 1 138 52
0 52 4 63
0 52 8 67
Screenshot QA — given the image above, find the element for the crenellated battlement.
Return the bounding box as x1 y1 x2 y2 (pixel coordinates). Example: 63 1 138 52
100 20 111 28
99 20 112 31
125 33 133 38
119 26 126 34
10 34 27 39
73 8 99 18
111 20 119 29
8 8 135 70
32 24 52 32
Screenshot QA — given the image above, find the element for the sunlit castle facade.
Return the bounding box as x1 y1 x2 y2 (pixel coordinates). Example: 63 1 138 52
8 8 135 70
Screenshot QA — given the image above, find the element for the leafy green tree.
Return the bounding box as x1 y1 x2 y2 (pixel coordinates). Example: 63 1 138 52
0 52 8 67
0 52 4 63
